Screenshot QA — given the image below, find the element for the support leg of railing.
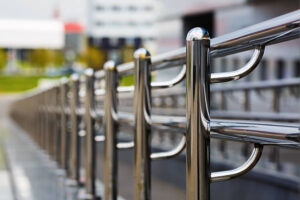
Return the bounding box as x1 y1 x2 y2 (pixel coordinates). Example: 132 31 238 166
54 87 60 163
39 93 44 149
45 90 49 153
186 27 211 200
83 69 96 199
69 74 81 183
133 48 152 200
103 61 118 200
60 78 69 170
50 88 56 159
56 87 62 164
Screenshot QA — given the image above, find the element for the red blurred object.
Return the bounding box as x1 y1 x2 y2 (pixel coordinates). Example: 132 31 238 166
64 22 83 33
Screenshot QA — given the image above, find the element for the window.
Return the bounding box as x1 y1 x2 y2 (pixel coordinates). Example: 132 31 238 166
221 58 227 70
145 6 152 11
144 22 152 26
96 6 104 11
128 21 137 26
96 21 104 26
232 58 240 71
295 60 300 77
111 21 122 26
128 5 137 11
112 5 121 11
276 59 285 79
260 59 267 81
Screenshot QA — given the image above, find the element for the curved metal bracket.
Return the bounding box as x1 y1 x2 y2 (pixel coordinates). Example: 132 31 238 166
79 89 86 98
95 88 105 96
210 46 265 83
95 135 105 142
150 135 186 160
116 65 186 93
210 144 263 182
151 65 186 89
117 141 134 149
117 85 134 93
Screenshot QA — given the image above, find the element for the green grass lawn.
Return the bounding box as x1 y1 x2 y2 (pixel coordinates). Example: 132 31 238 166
0 75 60 93
119 74 134 86
0 73 147 93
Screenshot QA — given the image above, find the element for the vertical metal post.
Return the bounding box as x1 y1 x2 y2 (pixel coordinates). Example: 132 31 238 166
55 87 62 164
186 27 211 200
103 61 118 200
39 93 44 149
69 74 81 181
45 89 50 152
133 48 152 200
84 68 96 199
60 78 69 170
50 88 56 159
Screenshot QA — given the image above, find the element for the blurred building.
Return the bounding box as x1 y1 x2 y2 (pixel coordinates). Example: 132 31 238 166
64 22 84 55
87 0 159 62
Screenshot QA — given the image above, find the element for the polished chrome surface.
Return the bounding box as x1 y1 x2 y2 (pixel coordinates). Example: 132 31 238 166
117 85 134 93
151 65 186 88
210 10 300 56
103 60 118 200
54 87 60 163
186 27 211 200
211 144 263 182
69 74 80 182
133 48 152 200
150 135 186 160
103 111 300 148
210 120 300 147
211 77 300 91
116 64 186 93
59 78 69 170
116 141 134 149
84 68 97 197
94 135 105 142
210 46 264 83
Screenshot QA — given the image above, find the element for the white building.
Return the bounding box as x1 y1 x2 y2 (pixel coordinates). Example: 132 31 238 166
87 0 159 50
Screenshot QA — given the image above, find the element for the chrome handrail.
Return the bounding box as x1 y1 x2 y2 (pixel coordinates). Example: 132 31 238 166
10 10 300 200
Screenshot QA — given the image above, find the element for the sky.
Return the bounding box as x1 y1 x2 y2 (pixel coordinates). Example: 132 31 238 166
0 0 86 23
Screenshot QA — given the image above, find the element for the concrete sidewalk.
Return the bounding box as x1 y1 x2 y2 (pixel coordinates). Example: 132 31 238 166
0 95 19 200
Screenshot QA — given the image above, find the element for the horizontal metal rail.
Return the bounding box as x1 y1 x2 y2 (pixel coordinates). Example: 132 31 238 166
211 77 300 91
116 10 300 75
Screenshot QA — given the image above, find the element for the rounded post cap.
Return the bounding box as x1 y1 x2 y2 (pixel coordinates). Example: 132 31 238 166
60 76 69 84
71 73 79 81
84 68 94 77
186 27 210 41
104 60 116 70
134 48 151 59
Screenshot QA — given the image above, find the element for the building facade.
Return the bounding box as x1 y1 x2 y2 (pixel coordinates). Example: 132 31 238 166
87 0 159 61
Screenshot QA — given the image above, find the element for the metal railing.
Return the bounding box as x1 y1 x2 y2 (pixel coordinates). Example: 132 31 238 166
10 10 300 200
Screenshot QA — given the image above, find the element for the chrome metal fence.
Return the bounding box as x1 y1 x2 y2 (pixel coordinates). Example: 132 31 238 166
10 10 300 200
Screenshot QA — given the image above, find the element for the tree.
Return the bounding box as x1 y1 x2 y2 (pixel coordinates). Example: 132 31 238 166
0 49 7 70
79 46 107 70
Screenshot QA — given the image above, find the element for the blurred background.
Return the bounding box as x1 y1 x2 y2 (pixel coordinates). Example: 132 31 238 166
0 0 299 200
0 0 298 91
